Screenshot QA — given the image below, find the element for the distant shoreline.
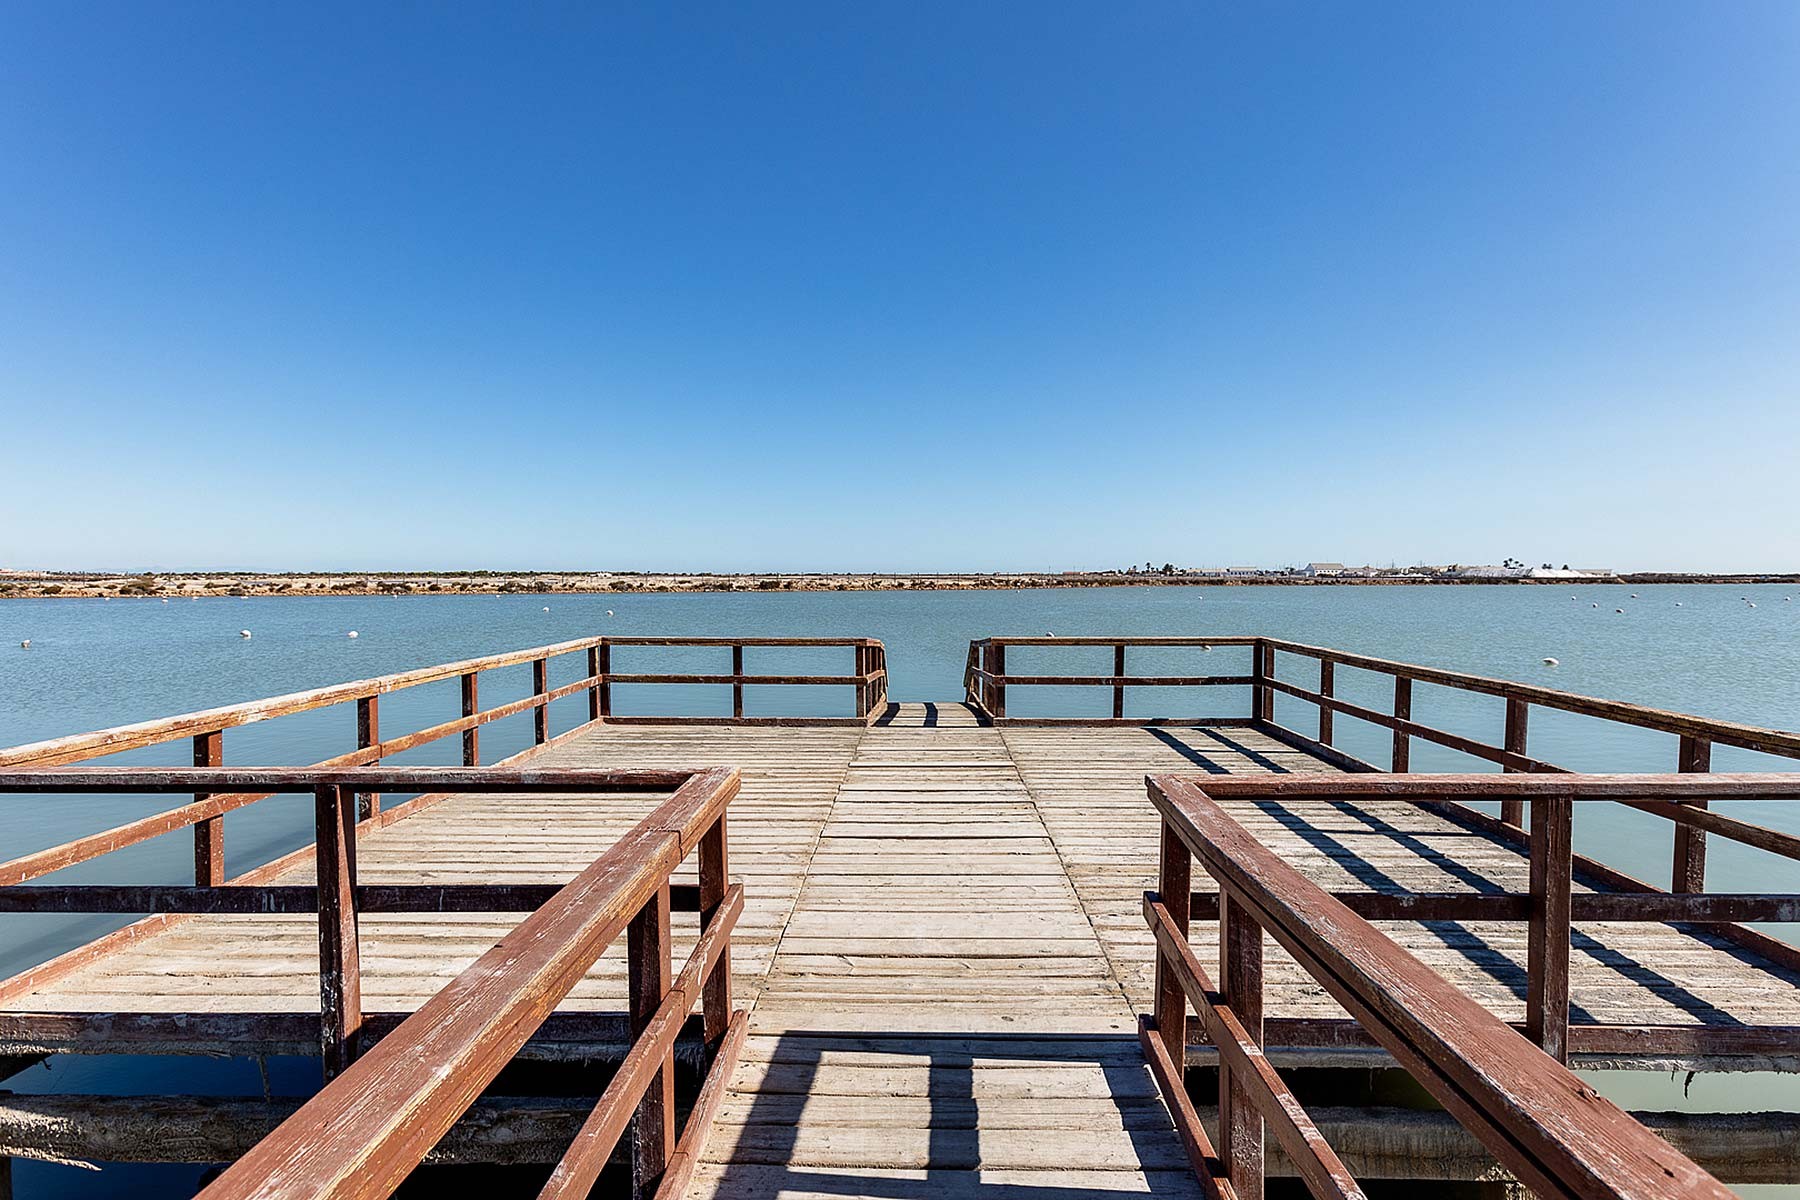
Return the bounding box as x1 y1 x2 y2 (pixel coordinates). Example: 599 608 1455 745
3 569 1798 599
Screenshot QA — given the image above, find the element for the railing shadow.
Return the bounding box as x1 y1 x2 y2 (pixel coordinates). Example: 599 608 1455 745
702 1031 1194 1198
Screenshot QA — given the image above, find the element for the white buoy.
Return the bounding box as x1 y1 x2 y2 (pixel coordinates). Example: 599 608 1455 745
1046 631 1054 637
161 598 168 603
1630 593 1638 599
1543 657 1559 666
543 606 550 613
239 630 252 638
1591 602 1599 608
1748 602 1757 609
1615 608 1625 614
1675 602 1683 607
606 610 614 617
347 631 358 639
19 639 29 649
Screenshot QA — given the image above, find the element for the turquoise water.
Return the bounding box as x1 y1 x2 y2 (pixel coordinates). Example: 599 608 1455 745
1 585 1798 1195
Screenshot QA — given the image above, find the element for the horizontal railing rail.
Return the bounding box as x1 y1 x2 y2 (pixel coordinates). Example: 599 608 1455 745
1143 772 1738 1200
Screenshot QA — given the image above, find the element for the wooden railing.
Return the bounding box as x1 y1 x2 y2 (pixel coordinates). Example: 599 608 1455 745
1143 772 1747 1200
0 637 612 891
964 634 1800 780
964 636 1259 722
601 636 889 725
0 767 740 1083
0 634 890 892
0 764 744 1200
1170 773 1800 1065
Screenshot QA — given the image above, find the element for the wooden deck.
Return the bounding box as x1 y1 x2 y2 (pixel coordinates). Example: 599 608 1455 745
8 703 1800 1196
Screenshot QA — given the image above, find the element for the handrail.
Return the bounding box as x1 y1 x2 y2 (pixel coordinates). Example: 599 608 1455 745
1143 773 1736 1200
598 636 889 724
0 634 889 889
961 634 1800 956
128 764 744 1200
0 768 737 1082
0 636 608 769
1179 773 1800 1064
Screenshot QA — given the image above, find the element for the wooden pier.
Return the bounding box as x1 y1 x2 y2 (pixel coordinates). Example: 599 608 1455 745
2 635 1800 1197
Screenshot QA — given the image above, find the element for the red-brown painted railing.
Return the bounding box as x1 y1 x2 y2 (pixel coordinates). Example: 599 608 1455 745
964 634 1800 926
0 635 889 894
0 767 737 1088
0 764 749 1200
1144 772 1743 1200
601 636 888 724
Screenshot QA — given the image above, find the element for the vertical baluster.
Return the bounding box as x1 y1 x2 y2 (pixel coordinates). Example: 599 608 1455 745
355 695 380 820
532 656 549 745
1526 790 1573 1062
587 645 602 723
699 815 732 1047
1501 698 1529 825
193 730 224 887
733 644 746 719
1152 820 1191 1070
1220 892 1265 1199
1112 644 1126 720
1674 735 1713 893
1391 676 1412 771
460 671 480 766
315 782 361 1080
991 643 1006 718
599 641 612 721
628 883 674 1198
1317 658 1334 746
852 644 864 720
1251 639 1273 723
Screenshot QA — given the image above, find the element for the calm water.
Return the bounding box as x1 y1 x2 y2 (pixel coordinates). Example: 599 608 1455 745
2 585 1798 1195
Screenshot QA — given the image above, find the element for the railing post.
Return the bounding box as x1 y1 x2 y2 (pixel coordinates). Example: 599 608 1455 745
1251 639 1272 723
733 644 746 719
355 695 380 820
460 671 480 766
852 644 865 719
1220 891 1265 1199
599 641 612 721
1317 658 1334 746
532 656 549 745
1391 676 1412 772
991 643 1006 719
628 882 674 1198
1674 735 1713 893
1112 644 1126 720
587 645 602 723
1152 820 1191 1071
700 815 733 1048
1501 698 1529 825
314 782 361 1081
193 730 224 887
1526 790 1572 1062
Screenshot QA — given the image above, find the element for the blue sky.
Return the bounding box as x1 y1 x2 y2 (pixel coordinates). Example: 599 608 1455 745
3 3 1797 572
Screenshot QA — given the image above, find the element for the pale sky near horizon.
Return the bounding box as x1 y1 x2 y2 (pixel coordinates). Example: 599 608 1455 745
3 3 1798 574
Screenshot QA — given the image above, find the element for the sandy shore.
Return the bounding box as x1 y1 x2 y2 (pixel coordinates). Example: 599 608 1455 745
3 569 1795 599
